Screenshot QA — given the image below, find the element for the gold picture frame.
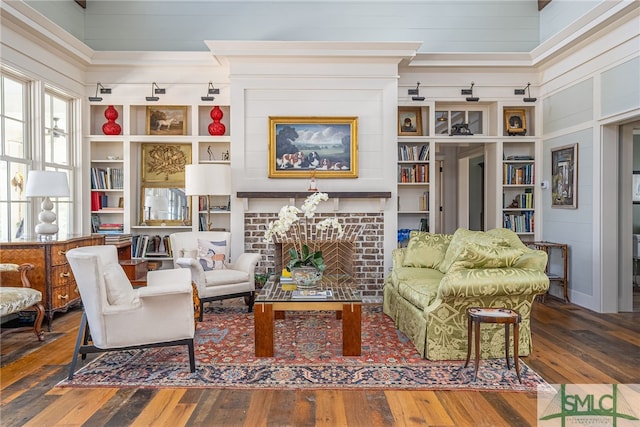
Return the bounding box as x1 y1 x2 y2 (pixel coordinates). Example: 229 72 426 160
504 108 527 136
398 107 423 136
268 116 358 179
146 106 188 135
141 143 191 183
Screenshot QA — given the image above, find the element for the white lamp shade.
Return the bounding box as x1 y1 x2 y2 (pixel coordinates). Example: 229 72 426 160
25 171 70 198
185 164 231 196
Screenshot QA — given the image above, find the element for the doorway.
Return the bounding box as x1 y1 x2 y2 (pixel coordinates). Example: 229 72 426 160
617 120 640 312
435 143 485 234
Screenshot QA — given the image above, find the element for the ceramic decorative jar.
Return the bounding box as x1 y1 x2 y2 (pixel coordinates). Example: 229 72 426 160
291 267 323 289
102 105 121 135
208 105 226 136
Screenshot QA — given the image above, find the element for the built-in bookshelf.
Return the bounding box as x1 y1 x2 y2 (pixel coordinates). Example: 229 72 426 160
502 140 536 237
395 102 540 241
86 101 232 264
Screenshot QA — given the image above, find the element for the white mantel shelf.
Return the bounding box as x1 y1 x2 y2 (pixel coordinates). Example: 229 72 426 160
236 191 392 212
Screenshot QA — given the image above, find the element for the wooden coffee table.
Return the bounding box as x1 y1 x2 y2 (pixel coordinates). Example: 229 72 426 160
254 275 361 357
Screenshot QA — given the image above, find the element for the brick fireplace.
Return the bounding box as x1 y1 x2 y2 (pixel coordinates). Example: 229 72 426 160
243 211 386 299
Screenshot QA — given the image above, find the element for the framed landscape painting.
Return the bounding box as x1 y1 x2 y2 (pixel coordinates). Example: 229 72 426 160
268 116 358 178
146 106 187 135
551 143 578 209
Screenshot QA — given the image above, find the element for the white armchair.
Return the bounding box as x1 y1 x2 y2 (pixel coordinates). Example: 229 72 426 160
65 245 195 380
170 231 261 320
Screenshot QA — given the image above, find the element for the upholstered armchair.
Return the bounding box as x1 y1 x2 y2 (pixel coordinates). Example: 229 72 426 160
0 263 45 341
65 245 195 380
170 231 261 320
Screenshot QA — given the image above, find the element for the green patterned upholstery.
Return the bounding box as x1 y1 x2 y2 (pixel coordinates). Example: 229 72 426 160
383 228 549 360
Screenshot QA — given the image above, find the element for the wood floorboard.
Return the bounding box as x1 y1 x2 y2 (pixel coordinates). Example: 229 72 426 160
0 298 638 426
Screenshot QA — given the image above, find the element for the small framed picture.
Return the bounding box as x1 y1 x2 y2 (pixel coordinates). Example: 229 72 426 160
633 172 640 203
504 108 527 136
398 107 422 136
551 143 578 209
146 106 187 135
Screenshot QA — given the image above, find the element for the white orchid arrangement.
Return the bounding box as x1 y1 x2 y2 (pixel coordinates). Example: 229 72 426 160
264 192 344 271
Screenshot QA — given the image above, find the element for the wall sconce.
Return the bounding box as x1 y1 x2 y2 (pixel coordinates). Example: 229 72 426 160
201 82 220 101
146 82 165 101
408 82 425 101
515 82 537 102
88 82 111 102
461 82 479 102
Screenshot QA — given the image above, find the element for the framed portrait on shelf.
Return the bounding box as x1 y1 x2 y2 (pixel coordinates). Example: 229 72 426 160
141 143 191 183
633 172 640 203
398 107 422 136
146 106 187 135
551 143 578 209
268 116 358 178
504 108 527 136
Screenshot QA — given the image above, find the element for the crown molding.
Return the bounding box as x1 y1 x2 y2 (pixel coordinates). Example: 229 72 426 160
0 0 94 65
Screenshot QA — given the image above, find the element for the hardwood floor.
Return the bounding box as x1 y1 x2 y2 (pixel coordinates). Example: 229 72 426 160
1 298 638 426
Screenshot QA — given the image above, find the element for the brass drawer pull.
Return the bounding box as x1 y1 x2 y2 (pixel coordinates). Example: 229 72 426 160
58 250 67 256
58 294 69 300
60 272 70 278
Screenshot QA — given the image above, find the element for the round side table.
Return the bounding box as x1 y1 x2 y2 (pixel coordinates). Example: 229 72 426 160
464 307 522 383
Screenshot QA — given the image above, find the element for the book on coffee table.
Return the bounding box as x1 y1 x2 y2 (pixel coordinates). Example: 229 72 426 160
291 289 333 299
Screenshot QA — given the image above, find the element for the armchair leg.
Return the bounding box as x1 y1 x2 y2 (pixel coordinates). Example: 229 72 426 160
247 291 255 313
32 302 45 341
68 312 89 380
187 338 196 373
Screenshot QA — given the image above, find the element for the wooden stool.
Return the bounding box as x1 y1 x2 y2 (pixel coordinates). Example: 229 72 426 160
464 307 522 383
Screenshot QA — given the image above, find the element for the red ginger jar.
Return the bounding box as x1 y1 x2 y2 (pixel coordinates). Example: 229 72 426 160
208 106 226 136
102 105 121 135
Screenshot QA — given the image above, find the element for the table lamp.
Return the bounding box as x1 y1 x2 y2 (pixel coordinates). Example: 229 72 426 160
185 164 231 231
25 170 70 240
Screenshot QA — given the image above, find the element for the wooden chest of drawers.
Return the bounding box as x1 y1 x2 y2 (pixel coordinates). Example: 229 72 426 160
0 235 104 330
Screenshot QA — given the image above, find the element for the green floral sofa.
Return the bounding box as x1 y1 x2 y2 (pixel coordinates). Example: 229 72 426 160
383 228 549 360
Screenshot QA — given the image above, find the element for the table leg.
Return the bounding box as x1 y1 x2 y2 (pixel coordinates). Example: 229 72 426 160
505 323 511 370
513 322 521 383
342 303 361 356
254 303 274 357
473 320 480 381
464 314 472 368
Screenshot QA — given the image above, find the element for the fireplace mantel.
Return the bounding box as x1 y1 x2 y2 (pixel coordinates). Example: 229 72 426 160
236 191 392 212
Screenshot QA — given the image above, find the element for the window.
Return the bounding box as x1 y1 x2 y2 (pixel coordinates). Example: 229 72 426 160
44 90 74 238
0 74 29 240
435 107 487 135
0 71 76 241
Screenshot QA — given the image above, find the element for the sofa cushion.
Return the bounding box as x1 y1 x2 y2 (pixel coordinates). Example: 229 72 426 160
449 242 524 270
392 267 444 309
438 228 509 273
103 264 139 305
197 239 228 271
402 231 452 269
203 268 250 287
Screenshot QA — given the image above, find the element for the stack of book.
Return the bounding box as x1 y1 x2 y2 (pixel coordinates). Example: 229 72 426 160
280 274 296 290
103 233 132 245
96 223 124 234
291 289 333 299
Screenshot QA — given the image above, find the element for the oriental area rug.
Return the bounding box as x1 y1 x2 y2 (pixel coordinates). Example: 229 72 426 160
58 305 552 392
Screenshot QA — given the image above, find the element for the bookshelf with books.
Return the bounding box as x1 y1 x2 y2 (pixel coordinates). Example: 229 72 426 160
86 97 235 264
397 136 431 235
502 141 537 238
